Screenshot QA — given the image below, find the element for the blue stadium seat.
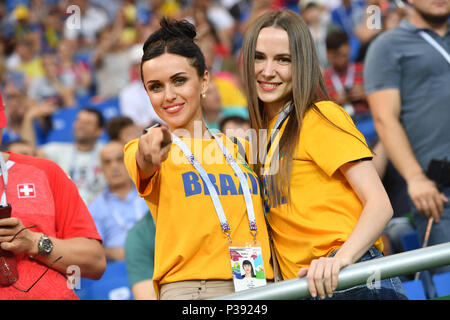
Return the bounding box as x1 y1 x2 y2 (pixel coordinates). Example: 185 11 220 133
402 280 427 300
75 261 133 300
89 97 121 123
42 107 80 144
401 231 421 252
433 272 450 297
400 231 437 299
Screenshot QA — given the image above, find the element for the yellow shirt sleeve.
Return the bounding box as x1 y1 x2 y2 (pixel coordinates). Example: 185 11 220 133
123 138 160 198
301 101 373 177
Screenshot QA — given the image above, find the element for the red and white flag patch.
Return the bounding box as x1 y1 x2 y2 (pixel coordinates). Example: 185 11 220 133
17 183 36 198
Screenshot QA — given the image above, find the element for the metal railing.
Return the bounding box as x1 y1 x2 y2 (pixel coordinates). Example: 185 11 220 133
214 242 450 300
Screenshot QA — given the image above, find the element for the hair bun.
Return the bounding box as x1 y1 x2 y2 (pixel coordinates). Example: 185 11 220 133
159 17 196 41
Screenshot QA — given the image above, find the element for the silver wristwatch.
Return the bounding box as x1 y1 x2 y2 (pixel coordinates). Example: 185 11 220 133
38 234 53 256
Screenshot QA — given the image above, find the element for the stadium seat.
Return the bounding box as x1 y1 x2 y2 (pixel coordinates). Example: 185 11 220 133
400 231 437 299
401 280 427 300
89 96 121 123
41 107 80 144
401 231 421 252
75 261 133 300
433 272 450 297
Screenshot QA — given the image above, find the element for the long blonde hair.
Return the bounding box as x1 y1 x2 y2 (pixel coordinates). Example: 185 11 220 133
241 9 329 207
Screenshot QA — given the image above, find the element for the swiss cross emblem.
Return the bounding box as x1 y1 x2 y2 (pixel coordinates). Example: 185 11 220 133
17 183 36 198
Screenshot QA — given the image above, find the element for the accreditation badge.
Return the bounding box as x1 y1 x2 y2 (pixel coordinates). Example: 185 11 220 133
228 241 267 292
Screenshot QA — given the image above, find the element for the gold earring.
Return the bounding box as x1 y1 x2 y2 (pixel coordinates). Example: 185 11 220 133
201 93 206 99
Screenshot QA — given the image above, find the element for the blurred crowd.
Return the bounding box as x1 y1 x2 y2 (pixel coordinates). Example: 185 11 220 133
0 0 414 286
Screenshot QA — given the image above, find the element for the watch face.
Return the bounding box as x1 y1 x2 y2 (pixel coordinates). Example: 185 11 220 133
42 239 53 253
39 235 53 255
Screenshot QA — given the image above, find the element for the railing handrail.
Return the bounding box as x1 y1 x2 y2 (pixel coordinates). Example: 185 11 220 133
213 242 450 300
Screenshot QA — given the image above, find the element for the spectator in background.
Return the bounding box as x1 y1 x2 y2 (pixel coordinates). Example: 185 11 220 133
106 115 141 146
330 0 366 61
365 0 450 277
118 43 162 129
201 79 223 131
92 15 135 100
57 38 93 102
189 0 235 54
89 141 148 262
36 108 106 205
1 80 31 144
7 37 44 83
39 5 63 53
299 0 331 69
62 0 110 47
27 51 76 107
220 114 250 140
125 211 156 300
323 29 368 120
354 0 406 62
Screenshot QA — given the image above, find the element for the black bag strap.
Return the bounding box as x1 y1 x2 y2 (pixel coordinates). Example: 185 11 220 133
231 136 248 164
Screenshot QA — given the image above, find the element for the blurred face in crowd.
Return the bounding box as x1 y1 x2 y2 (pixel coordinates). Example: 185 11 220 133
222 119 250 140
16 40 34 61
4 86 28 126
100 141 130 189
118 124 141 145
409 0 450 24
201 80 221 113
73 110 102 144
327 43 350 72
254 27 293 116
42 54 58 77
301 5 321 24
142 53 209 134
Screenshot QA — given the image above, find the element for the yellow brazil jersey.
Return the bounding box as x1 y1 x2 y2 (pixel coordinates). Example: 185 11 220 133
124 134 274 295
264 100 383 280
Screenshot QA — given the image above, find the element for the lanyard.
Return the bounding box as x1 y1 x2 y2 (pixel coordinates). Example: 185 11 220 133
418 30 450 65
330 63 355 94
0 154 7 206
171 133 257 241
261 104 292 171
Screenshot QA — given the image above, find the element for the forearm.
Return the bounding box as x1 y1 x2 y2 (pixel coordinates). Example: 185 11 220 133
20 114 38 147
373 114 425 182
104 247 125 261
335 198 392 264
31 234 106 280
336 161 393 263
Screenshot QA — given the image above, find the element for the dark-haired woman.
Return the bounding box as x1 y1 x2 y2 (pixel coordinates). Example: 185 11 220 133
123 18 273 300
241 10 407 300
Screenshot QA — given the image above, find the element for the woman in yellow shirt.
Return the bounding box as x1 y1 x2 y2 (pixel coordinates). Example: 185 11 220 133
241 10 407 300
123 18 273 300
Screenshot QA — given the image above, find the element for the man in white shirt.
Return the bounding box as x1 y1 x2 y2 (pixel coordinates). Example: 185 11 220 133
41 108 106 205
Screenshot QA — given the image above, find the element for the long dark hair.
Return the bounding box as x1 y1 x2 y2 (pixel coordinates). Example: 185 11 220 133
242 260 256 277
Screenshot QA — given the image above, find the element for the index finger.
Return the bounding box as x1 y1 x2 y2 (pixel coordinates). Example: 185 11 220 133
160 126 172 148
0 217 20 227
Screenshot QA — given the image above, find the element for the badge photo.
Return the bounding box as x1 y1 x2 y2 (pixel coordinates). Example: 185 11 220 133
229 244 267 292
